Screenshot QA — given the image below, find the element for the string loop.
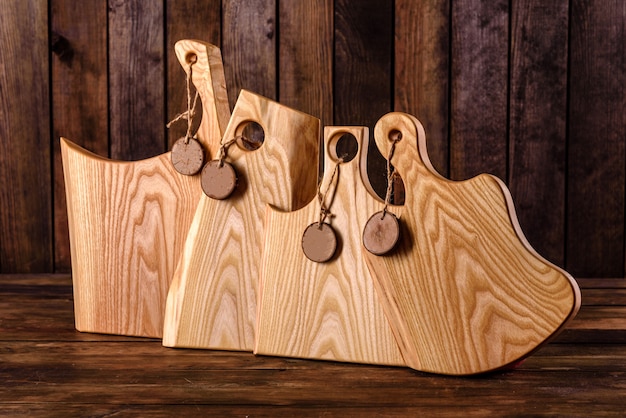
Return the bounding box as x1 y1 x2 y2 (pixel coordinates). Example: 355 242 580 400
382 134 401 219
317 158 343 227
216 135 260 167
166 55 200 144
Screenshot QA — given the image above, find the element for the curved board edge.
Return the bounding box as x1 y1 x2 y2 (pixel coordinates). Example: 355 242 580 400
364 112 581 375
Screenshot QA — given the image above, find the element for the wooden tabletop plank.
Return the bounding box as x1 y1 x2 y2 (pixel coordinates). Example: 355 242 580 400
576 278 626 289
580 289 626 306
1 404 624 418
1 274 625 414
2 343 625 409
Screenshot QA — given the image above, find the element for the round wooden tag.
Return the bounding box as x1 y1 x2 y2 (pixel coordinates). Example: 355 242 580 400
363 211 400 255
201 160 237 200
171 137 204 176
302 222 337 263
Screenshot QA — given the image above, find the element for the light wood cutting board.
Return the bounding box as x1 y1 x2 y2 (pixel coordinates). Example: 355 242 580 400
60 40 230 338
162 90 320 351
363 112 581 375
255 126 405 366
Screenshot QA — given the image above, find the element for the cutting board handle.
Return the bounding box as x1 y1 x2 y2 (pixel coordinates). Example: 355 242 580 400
174 40 230 157
362 111 581 375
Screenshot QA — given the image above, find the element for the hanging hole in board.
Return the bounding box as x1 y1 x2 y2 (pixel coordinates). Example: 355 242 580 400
386 129 405 204
365 140 405 205
332 133 358 163
185 52 198 65
237 121 265 151
388 129 403 142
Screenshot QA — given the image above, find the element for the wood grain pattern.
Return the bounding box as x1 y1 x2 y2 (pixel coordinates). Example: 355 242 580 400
108 0 165 160
0 0 52 273
277 0 333 181
334 0 393 202
394 0 450 177
222 0 277 107
450 0 508 181
509 1 569 268
61 40 229 338
364 112 581 375
2 3 625 280
2 275 626 416
163 90 320 351
255 127 404 366
51 0 109 273
568 0 626 277
278 0 333 127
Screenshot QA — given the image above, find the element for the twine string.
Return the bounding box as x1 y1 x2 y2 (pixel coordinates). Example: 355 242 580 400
317 158 343 227
166 55 200 144
217 137 238 167
216 135 259 167
382 136 401 219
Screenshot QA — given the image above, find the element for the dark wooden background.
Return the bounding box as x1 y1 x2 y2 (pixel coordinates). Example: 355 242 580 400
0 0 624 279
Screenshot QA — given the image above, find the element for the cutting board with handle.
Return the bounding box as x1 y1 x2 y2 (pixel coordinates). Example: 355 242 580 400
162 90 320 351
363 112 581 375
60 40 230 338
255 127 405 366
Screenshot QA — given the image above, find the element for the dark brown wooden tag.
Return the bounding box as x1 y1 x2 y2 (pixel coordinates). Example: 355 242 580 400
171 137 204 176
301 222 337 263
201 159 237 200
363 211 400 255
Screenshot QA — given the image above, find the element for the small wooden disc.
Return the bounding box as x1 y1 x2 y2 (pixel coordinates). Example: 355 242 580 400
302 222 337 263
363 211 400 255
171 137 204 175
201 160 237 200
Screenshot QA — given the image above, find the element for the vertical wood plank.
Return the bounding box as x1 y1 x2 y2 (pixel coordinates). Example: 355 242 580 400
51 0 108 272
394 0 450 177
334 0 393 127
0 0 52 273
278 0 333 128
166 0 222 149
450 0 509 181
334 0 393 199
108 0 165 160
222 0 276 108
568 0 626 277
508 1 569 267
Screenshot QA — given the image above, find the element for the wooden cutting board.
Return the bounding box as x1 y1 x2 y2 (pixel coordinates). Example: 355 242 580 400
363 112 581 375
162 90 320 351
255 127 405 366
60 40 230 338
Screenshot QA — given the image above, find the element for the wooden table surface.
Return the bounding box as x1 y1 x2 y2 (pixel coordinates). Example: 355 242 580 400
1 274 624 416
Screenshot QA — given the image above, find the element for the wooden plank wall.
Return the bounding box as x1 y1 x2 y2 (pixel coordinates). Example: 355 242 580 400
0 0 624 279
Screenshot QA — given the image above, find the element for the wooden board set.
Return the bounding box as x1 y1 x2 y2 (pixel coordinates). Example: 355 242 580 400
61 40 581 376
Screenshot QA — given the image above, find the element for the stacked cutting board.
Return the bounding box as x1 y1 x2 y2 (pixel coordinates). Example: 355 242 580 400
61 40 581 376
